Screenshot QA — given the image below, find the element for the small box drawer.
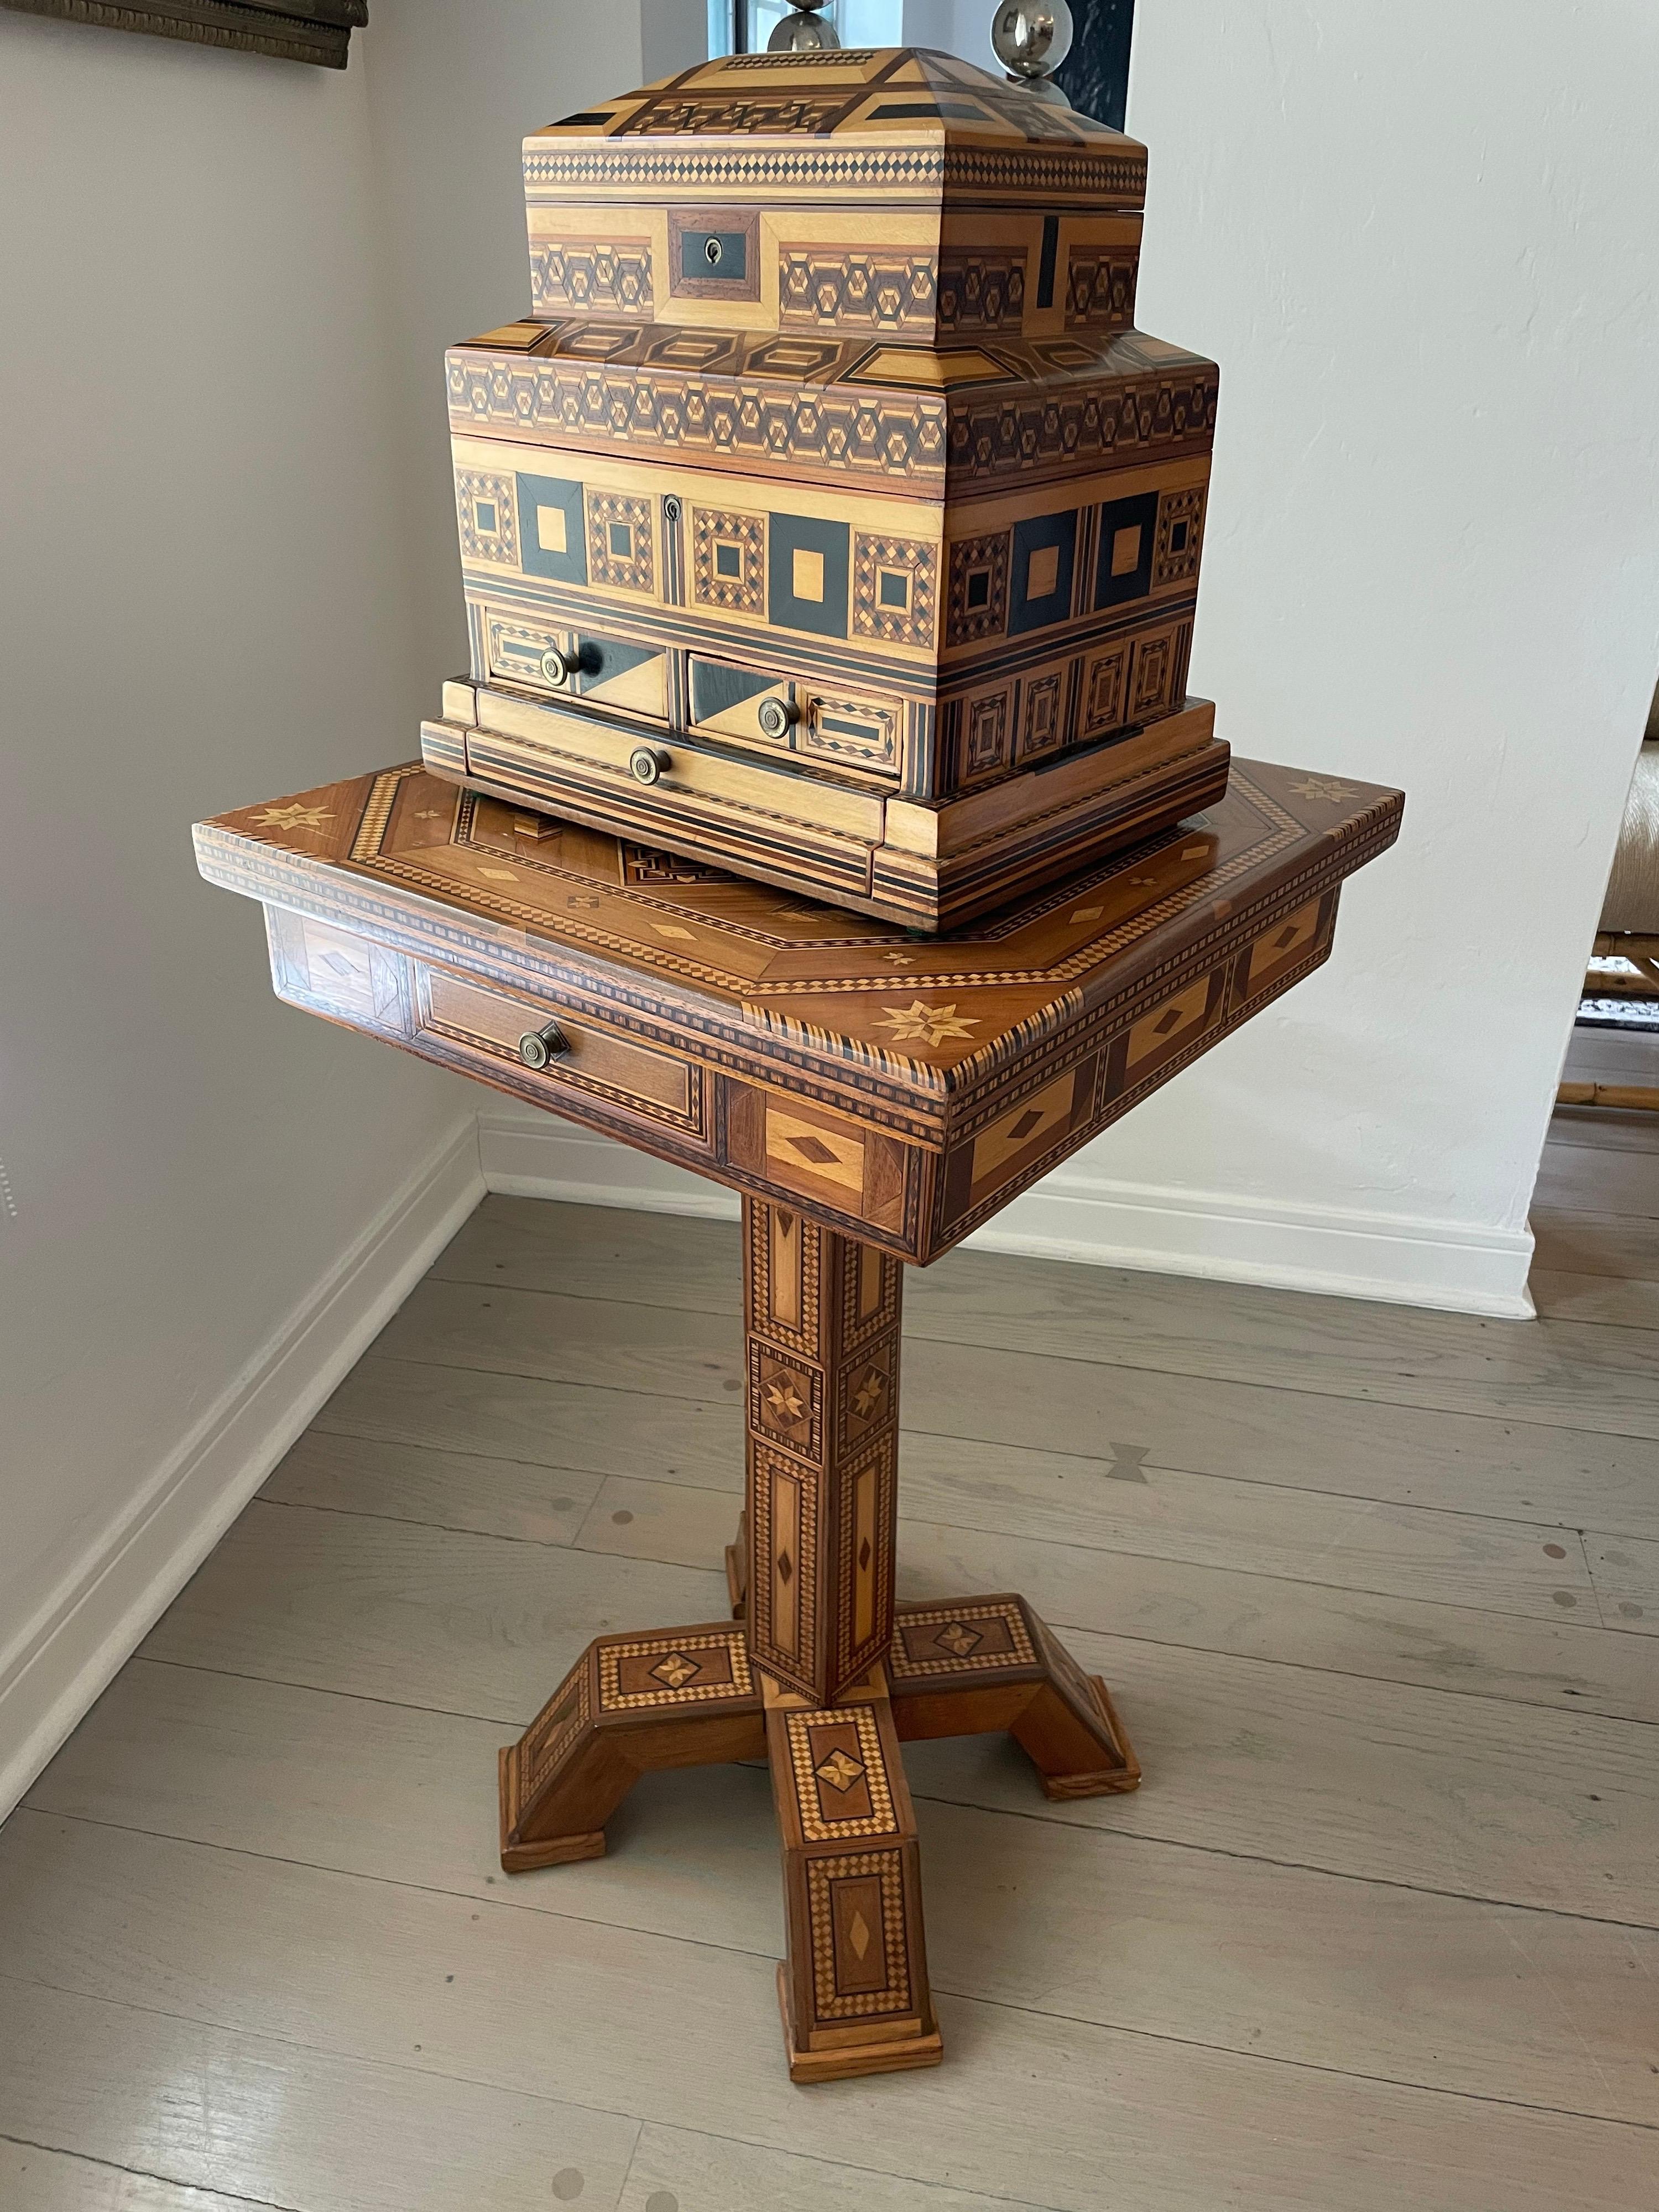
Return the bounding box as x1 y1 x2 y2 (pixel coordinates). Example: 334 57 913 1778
482 606 668 722
414 964 704 1134
688 654 901 781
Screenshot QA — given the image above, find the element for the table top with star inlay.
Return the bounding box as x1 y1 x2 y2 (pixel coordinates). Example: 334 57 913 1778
195 758 1401 1262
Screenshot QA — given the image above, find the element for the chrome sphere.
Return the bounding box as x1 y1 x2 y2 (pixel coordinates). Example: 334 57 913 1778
990 0 1073 81
768 1 840 51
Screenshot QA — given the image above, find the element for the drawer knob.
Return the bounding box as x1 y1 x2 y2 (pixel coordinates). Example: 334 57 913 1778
629 744 672 785
540 645 576 687
757 696 800 740
518 1020 569 1070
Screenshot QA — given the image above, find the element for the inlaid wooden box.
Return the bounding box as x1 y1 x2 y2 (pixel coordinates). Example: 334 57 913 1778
420 46 1228 928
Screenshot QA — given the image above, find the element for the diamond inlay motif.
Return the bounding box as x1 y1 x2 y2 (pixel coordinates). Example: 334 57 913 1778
937 1621 983 1657
1008 1109 1045 1141
649 1651 699 1689
789 1134 838 1165
815 1748 867 1792
848 1908 872 1960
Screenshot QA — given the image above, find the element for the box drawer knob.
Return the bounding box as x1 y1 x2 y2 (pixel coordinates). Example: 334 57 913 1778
540 645 577 687
518 1019 570 1070
757 696 800 740
629 744 673 785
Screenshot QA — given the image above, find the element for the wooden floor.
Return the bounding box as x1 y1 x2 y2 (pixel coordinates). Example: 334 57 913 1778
4 1031 1659 2210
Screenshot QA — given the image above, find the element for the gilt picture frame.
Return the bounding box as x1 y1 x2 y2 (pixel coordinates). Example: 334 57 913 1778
0 0 366 68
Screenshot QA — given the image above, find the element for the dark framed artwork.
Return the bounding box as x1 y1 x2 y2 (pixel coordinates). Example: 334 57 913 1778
0 0 366 67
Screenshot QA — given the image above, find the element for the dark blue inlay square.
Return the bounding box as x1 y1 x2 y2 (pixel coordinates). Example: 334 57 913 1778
516 473 587 585
768 513 850 639
1009 509 1077 636
1094 491 1159 609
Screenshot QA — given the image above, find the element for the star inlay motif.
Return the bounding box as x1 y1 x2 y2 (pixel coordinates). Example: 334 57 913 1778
815 1748 865 1792
252 804 333 831
1287 776 1358 804
764 1379 806 1423
875 999 980 1049
853 1370 886 1418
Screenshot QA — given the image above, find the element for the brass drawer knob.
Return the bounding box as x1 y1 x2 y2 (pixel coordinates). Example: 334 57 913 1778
629 744 672 785
540 645 576 687
757 696 800 740
518 1020 569 1070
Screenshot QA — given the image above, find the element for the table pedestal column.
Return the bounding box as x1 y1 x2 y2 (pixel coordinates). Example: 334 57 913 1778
498 1203 1140 2082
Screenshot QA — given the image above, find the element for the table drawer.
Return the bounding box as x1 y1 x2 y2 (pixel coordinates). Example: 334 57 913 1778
414 964 705 1134
471 684 887 844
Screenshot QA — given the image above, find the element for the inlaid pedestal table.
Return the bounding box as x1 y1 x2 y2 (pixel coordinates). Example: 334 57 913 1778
195 754 1401 2082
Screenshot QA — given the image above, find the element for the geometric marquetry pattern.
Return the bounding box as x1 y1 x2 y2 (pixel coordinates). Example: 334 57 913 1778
585 492 654 594
447 354 947 488
785 1706 895 1841
597 1628 754 1710
805 1850 912 2023
889 1598 1039 1681
948 363 1218 487
1153 487 1206 587
852 533 937 648
743 1199 903 1703
1064 252 1137 330
778 251 937 333
456 471 517 565
691 506 766 614
937 252 1026 332
946 531 1010 644
520 1661 591 1802
530 239 654 317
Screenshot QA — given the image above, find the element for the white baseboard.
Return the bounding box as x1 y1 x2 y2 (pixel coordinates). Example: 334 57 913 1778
476 1104 1535 1318
0 1114 486 1825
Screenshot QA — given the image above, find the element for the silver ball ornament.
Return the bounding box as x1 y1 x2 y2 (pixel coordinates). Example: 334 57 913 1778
768 0 840 51
990 0 1074 82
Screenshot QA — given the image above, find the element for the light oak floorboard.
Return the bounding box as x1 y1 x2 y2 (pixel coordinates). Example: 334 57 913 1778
1527 1265 1659 1328
327 1334 1659 1550
262 1430 602 1545
1584 1532 1658 1632
381 1267 1659 1477
621 2127 1056 2212
578 1471 1658 1721
138 1500 727 1723
1546 1109 1659 1155
435 1196 1659 1464
1562 1026 1659 1083
2 1815 1651 2212
28 1660 1659 2127
580 1445 1600 1626
0 1977 639 2212
1533 1141 1659 1222
0 2140 268 2212
309 1361 1659 1717
128 1496 1659 1922
1530 1205 1659 1283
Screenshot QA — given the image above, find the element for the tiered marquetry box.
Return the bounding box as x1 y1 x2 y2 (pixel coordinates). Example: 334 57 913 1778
421 45 1227 929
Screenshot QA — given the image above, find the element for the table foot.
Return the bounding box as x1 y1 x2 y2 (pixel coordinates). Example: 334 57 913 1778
764 1662 942 2083
890 1593 1142 1797
499 1620 764 1872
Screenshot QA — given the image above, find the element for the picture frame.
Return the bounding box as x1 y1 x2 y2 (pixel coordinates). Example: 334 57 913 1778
0 0 366 69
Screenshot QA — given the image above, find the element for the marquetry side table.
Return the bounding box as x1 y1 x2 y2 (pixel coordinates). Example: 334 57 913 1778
196 755 1401 2081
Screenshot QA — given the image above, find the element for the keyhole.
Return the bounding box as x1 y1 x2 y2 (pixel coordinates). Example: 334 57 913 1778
705 236 722 267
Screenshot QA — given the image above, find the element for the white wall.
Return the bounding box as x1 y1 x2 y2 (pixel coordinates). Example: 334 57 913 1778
0 2 645 1819
1025 0 1659 1311
362 0 645 681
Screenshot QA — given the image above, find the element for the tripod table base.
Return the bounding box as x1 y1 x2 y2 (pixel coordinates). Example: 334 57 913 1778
499 1592 1139 2081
